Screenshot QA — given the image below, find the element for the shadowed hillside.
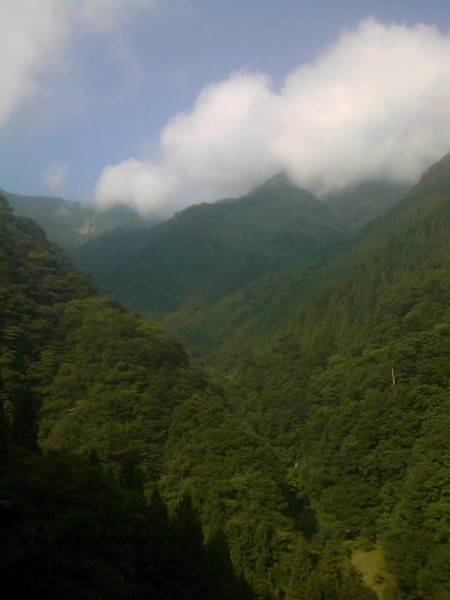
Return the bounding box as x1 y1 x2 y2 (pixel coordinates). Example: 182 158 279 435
73 174 348 317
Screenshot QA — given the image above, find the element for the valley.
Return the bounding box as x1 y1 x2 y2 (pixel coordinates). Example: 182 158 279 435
1 156 449 599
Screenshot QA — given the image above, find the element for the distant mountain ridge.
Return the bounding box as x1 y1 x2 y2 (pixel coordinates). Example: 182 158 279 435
2 188 149 249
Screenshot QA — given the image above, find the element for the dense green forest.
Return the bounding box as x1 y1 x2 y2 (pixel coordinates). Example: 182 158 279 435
1 154 450 599
0 195 375 598
190 157 450 599
184 156 450 599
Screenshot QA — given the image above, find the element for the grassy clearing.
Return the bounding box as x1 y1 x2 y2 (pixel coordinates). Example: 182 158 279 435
351 547 395 599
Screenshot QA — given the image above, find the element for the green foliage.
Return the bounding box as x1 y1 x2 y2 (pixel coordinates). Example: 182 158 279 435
1 449 141 599
4 153 450 599
0 196 298 597
35 295 196 479
176 157 450 597
11 383 40 453
0 197 257 597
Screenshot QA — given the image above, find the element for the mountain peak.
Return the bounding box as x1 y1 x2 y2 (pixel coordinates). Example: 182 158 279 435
260 171 291 186
250 172 305 195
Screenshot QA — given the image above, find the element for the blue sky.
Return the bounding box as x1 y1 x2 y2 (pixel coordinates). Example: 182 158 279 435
1 0 450 216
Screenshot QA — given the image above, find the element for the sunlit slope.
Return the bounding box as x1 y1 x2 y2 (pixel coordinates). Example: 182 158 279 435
0 195 195 477
0 195 261 599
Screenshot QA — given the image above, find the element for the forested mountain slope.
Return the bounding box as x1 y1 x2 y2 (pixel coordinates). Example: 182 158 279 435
207 154 450 599
0 196 255 597
73 174 347 317
0 196 376 599
3 153 449 599
169 154 450 361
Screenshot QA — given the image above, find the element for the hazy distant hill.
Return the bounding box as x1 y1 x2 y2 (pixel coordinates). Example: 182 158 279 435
74 174 347 317
2 188 149 249
324 180 408 231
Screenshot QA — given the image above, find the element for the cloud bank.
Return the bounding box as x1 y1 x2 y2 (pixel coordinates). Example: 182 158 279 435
95 19 450 218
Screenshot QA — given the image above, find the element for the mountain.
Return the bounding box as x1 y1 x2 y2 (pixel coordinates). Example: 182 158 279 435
0 195 256 597
0 195 376 599
71 155 449 600
201 155 450 599
2 188 149 250
169 157 448 359
73 174 347 317
3 153 449 599
139 155 450 598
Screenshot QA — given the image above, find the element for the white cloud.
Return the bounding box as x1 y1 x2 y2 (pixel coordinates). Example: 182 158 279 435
0 0 69 127
44 161 69 193
95 159 181 218
96 71 282 215
95 19 450 218
276 19 450 193
0 0 156 127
